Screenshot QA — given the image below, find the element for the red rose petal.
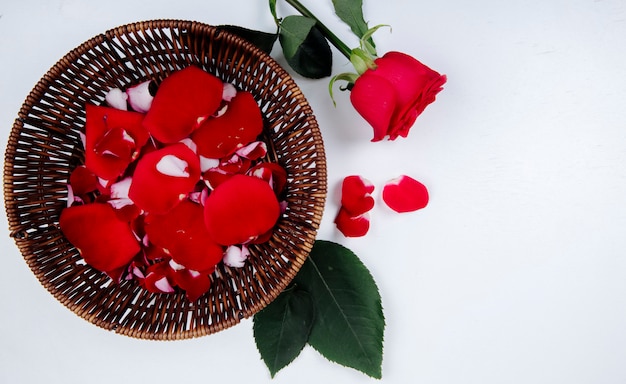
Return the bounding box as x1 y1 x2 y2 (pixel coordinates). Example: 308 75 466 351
192 91 263 159
341 175 375 216
129 143 201 214
59 203 140 272
143 66 223 143
142 260 176 294
248 162 288 195
69 165 101 201
334 207 370 237
382 175 429 213
204 174 280 246
170 268 213 302
84 104 148 180
145 200 224 273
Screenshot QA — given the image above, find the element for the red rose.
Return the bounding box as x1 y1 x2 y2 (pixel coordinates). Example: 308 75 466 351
350 51 446 142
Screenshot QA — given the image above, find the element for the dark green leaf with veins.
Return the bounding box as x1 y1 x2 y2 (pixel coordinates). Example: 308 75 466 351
293 240 385 379
253 287 315 378
279 15 333 78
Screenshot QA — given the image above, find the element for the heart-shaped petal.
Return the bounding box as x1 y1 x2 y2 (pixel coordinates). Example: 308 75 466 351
142 66 223 143
334 207 370 237
84 104 149 181
340 175 375 216
129 143 201 214
145 200 224 273
192 91 263 159
382 175 429 213
59 203 140 272
204 174 280 246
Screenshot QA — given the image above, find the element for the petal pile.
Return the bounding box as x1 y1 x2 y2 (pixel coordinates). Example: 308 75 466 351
59 66 287 301
334 175 375 237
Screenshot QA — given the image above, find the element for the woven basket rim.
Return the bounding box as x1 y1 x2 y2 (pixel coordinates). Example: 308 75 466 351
4 19 327 340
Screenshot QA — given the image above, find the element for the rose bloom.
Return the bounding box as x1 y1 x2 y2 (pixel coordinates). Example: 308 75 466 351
350 51 446 141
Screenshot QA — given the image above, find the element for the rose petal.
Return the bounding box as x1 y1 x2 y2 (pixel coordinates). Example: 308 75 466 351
142 66 223 143
382 175 429 213
236 141 267 160
142 261 176 293
105 88 128 110
129 143 201 214
340 175 375 216
59 203 140 272
145 200 224 273
223 245 250 268
84 104 149 180
248 162 288 195
222 83 237 102
171 269 212 302
69 165 100 200
204 174 280 246
126 80 155 113
191 91 263 159
334 207 370 237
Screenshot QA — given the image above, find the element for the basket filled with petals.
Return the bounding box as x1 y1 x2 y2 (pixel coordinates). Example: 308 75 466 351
4 19 326 340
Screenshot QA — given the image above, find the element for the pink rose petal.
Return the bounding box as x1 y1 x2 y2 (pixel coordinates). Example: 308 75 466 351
382 175 429 213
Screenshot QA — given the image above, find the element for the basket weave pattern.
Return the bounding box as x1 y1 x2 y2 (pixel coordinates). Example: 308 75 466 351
4 20 326 339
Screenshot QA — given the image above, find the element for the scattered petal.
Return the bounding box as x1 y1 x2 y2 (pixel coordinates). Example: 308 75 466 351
236 141 267 160
145 200 224 272
126 80 155 113
340 175 375 216
142 66 223 143
382 175 429 213
84 104 149 181
204 174 280 246
334 207 370 238
223 245 250 268
192 91 263 159
171 269 212 302
249 162 288 195
222 83 237 102
59 203 140 272
105 88 128 110
129 143 201 214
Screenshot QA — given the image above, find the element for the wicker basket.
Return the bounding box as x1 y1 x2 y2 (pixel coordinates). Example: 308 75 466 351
4 20 326 340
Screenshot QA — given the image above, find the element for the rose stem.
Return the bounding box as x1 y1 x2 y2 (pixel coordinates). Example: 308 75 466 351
284 0 352 60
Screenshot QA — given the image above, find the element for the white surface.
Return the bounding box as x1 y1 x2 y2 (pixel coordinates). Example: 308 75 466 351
2 0 626 383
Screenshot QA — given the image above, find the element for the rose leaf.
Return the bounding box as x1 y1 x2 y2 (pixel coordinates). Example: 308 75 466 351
279 15 332 79
253 286 314 378
293 240 385 379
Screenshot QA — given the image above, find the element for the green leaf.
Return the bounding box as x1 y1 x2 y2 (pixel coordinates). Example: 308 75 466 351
279 15 333 78
294 240 385 379
332 0 374 47
253 287 315 378
216 25 278 55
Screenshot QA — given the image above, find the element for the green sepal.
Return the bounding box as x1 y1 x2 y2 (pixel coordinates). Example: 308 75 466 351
328 72 359 106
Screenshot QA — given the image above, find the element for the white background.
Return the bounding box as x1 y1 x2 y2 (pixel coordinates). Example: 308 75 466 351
2 0 626 383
